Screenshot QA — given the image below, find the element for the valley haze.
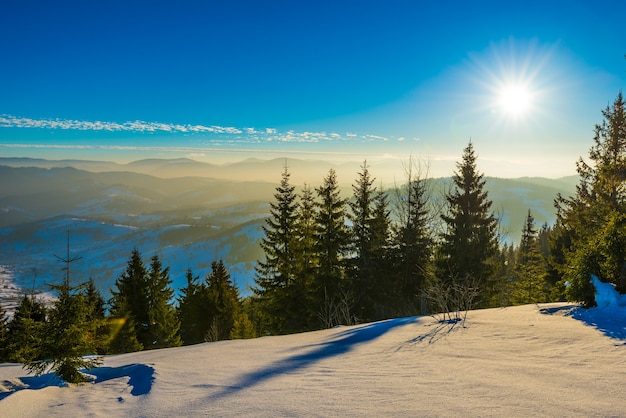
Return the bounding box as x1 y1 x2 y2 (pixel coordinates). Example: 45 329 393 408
1 156 577 307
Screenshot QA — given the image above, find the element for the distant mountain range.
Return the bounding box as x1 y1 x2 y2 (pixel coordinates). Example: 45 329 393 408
0 156 410 186
0 157 578 305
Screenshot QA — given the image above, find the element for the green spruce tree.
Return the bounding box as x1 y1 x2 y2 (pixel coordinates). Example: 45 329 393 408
291 183 318 330
177 268 205 345
314 168 351 327
108 248 147 353
511 210 550 304
83 278 108 354
229 311 256 339
367 187 393 318
391 160 434 316
348 160 379 321
555 92 626 305
24 232 102 383
145 255 181 349
254 163 301 334
25 280 101 383
205 260 240 341
435 141 500 308
5 294 47 363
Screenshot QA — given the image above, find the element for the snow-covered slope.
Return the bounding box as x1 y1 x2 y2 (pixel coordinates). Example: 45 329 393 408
1 300 625 417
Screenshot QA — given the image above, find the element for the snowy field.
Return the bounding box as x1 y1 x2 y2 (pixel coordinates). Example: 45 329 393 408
1 293 625 417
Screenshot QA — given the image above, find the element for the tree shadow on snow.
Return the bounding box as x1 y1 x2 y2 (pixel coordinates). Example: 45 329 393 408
0 370 66 400
540 303 626 342
400 317 463 347
87 363 155 396
208 317 416 399
0 363 154 401
539 276 626 343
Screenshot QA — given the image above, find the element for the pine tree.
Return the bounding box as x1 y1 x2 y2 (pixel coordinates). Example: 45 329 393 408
313 168 350 326
145 255 181 349
254 163 300 334
108 248 147 353
23 232 105 383
178 268 205 345
368 188 393 318
5 294 47 363
290 183 318 331
106 310 142 354
205 260 240 341
435 141 499 308
83 278 108 354
348 160 379 320
391 160 434 316
25 280 101 383
495 241 516 306
229 312 256 339
555 92 626 305
511 210 550 304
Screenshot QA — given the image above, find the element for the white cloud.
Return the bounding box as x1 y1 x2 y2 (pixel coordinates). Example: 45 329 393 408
0 114 415 146
363 134 389 141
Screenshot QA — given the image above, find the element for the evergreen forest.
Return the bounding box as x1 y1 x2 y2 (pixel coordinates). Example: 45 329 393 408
0 92 625 383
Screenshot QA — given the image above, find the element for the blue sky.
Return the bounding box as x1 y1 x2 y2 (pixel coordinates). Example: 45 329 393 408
1 0 625 177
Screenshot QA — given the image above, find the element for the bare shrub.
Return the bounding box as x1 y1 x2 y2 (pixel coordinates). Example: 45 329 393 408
318 288 358 328
424 274 480 328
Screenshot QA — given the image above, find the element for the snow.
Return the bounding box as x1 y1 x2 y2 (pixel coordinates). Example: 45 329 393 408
0 266 56 320
1 296 626 416
568 275 626 340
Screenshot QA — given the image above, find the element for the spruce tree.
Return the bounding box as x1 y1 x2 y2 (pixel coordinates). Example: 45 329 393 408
106 310 142 354
254 163 300 334
25 280 101 383
5 294 47 363
391 161 434 316
178 268 205 345
348 160 378 320
84 278 108 354
511 210 550 304
22 232 106 383
314 168 350 326
145 255 181 349
435 141 499 308
291 183 318 330
108 248 147 352
229 312 256 339
368 188 393 318
205 260 240 341
554 92 626 305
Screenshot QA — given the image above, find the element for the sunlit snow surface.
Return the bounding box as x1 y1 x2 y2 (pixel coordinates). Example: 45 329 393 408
1 276 625 417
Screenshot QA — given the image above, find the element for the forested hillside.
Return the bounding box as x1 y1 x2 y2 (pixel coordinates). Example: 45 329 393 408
0 161 574 299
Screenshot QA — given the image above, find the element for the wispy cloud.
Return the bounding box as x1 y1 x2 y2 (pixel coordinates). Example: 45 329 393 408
0 115 243 135
0 115 409 145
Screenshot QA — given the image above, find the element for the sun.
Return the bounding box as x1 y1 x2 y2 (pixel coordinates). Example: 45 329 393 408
498 84 531 116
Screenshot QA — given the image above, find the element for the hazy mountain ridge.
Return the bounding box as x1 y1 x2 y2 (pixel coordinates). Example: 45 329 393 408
0 156 362 185
2 156 579 187
0 158 577 305
0 165 277 228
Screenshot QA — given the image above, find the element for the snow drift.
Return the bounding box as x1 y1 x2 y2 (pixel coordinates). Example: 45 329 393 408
1 298 625 417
